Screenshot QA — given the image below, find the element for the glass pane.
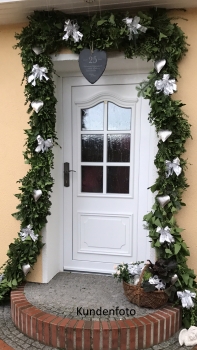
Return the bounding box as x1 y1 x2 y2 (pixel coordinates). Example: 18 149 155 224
107 134 130 162
81 135 103 162
107 166 129 194
82 166 103 193
108 102 131 131
81 102 104 130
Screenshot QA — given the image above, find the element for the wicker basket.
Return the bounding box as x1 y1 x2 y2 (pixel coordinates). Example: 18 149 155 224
123 265 168 309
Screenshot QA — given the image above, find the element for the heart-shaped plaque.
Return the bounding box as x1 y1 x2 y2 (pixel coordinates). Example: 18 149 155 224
33 189 42 202
31 100 44 113
32 46 44 55
79 49 107 84
154 59 166 73
22 263 31 276
157 195 170 208
158 130 172 142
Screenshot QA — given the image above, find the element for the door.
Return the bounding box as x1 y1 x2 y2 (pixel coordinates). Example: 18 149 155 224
63 74 152 273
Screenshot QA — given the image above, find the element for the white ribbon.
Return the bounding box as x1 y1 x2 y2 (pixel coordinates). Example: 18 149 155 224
149 275 166 290
177 290 196 309
165 157 182 177
28 64 49 86
156 226 175 244
123 16 147 40
20 225 38 242
129 264 142 276
63 19 83 43
35 135 53 153
155 74 177 95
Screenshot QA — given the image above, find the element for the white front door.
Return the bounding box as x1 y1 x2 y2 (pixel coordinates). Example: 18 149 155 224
63 74 153 273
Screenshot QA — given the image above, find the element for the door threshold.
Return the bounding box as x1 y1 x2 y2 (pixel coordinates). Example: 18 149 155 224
63 269 111 276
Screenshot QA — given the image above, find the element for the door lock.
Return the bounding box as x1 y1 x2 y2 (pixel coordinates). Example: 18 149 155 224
64 162 76 187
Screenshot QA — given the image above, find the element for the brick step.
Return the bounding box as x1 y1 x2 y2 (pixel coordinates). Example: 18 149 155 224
11 286 182 350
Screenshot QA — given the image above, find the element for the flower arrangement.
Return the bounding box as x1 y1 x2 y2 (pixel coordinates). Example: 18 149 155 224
114 258 178 296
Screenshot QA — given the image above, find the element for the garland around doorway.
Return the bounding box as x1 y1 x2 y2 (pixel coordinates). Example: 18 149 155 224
0 8 196 327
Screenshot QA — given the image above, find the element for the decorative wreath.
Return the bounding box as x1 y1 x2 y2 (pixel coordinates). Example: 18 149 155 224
0 8 196 327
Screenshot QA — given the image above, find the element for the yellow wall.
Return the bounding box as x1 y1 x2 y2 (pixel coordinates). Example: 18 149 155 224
0 9 197 283
174 9 197 273
0 24 42 282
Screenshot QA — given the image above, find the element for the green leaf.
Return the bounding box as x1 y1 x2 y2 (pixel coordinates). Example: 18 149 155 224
159 32 167 41
174 243 181 255
182 274 189 285
109 14 115 24
12 279 18 286
97 19 107 26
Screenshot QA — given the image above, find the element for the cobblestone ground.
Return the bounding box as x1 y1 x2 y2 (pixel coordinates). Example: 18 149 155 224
0 302 58 350
0 301 194 350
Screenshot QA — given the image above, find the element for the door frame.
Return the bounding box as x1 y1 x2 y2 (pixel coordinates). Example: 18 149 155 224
41 54 156 282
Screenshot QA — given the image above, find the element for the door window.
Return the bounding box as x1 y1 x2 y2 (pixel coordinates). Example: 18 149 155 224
80 101 132 195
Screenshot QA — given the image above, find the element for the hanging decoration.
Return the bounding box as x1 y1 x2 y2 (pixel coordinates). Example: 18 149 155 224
123 16 147 40
157 195 170 208
20 225 38 242
154 59 166 73
62 19 83 43
28 64 49 86
155 74 177 95
31 100 44 113
33 189 42 202
32 46 44 55
79 48 107 84
22 264 31 276
158 130 172 142
165 157 182 178
35 135 53 153
156 226 175 244
177 290 196 309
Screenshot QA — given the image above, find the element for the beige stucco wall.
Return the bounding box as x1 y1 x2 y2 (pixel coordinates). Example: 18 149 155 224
0 9 197 283
0 24 42 282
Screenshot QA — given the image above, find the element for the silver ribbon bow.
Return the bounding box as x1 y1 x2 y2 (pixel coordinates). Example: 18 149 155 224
63 19 83 43
165 157 182 178
35 135 53 153
28 64 49 86
129 264 142 276
149 275 166 290
155 74 177 95
20 225 38 242
177 290 196 309
156 226 175 244
123 16 147 40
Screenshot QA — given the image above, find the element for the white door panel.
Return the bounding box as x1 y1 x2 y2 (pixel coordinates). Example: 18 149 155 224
63 75 152 273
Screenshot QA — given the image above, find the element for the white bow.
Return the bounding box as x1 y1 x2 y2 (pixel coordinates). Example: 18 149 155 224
165 157 182 177
28 64 49 86
129 264 142 276
156 226 175 244
177 290 196 309
35 135 53 153
20 225 38 242
155 74 177 95
149 275 166 290
123 16 147 40
63 19 83 43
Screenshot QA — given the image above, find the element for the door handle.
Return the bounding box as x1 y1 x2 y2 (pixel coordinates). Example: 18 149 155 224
64 162 76 187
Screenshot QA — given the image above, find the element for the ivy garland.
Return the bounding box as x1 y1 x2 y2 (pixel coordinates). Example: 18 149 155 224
0 8 196 327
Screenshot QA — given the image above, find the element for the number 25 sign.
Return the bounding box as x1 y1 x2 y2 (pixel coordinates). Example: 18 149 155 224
79 49 107 84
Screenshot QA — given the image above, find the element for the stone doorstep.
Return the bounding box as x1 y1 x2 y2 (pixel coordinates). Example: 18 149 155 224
10 286 182 350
